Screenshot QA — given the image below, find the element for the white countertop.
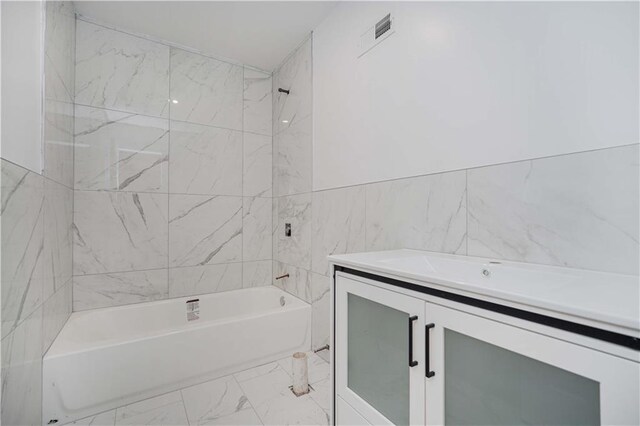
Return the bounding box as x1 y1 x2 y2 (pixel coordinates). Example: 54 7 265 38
329 249 640 336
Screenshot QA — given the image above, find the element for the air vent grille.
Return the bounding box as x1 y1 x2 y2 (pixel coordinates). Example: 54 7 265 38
375 14 391 39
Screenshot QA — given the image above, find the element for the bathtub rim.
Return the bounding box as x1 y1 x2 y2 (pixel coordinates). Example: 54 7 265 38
45 286 309 358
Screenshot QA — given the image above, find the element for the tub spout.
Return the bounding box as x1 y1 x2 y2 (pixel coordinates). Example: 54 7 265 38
275 273 290 280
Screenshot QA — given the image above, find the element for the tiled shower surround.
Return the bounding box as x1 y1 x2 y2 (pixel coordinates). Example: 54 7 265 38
1 2 76 424
71 19 273 311
272 37 640 354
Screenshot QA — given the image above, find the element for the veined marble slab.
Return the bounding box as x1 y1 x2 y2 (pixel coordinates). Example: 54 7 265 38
243 132 272 198
1 160 44 339
43 179 73 299
170 48 243 130
468 144 639 275
169 121 242 196
1 307 43 426
169 194 242 267
73 191 168 275
365 170 467 255
275 115 312 197
276 193 312 270
44 100 74 188
311 186 365 277
75 20 170 118
74 105 169 192
243 68 272 136
168 263 242 298
273 37 312 135
73 269 169 311
243 261 272 289
243 197 272 261
44 1 75 103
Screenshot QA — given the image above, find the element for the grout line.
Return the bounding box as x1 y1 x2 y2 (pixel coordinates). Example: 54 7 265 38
310 142 640 194
234 376 266 426
178 389 191 425
75 14 272 75
167 46 172 300
241 65 245 287
74 100 275 137
465 169 469 256
72 259 272 278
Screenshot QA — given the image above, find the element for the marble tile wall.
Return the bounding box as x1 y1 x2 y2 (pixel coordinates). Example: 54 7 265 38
271 36 639 352
72 19 273 311
1 3 76 424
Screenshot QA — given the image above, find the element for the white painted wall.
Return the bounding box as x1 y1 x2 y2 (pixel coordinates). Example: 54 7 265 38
1 0 44 174
313 2 639 191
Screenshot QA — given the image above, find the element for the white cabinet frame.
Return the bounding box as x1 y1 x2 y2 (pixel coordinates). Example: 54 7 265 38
336 274 426 425
332 268 640 426
425 303 640 425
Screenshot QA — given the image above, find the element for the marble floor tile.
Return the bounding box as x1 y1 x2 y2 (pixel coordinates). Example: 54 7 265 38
308 378 331 414
70 409 116 426
205 408 262 426
115 391 188 426
181 375 251 425
75 356 333 426
233 362 282 383
277 351 330 385
239 369 329 426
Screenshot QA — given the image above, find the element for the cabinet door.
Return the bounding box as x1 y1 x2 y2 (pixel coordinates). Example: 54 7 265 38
424 303 640 425
336 274 426 425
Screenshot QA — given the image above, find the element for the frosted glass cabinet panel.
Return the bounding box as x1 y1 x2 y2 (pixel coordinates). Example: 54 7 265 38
444 330 599 425
348 294 409 425
336 275 426 425
425 303 640 426
334 271 639 426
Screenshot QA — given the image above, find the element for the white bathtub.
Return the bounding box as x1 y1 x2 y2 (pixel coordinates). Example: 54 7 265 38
43 286 310 425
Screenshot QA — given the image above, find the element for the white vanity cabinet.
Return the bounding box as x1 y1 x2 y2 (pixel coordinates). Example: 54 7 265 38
331 251 640 426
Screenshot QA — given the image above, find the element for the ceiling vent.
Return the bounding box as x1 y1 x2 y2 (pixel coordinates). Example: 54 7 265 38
359 12 395 58
375 14 391 39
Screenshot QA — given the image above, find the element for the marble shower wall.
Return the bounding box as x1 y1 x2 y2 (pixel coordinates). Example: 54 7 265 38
72 19 273 311
271 36 640 353
1 2 76 425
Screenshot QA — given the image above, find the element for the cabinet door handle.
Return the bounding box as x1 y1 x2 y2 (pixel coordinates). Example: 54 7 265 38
425 323 435 378
408 315 418 367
